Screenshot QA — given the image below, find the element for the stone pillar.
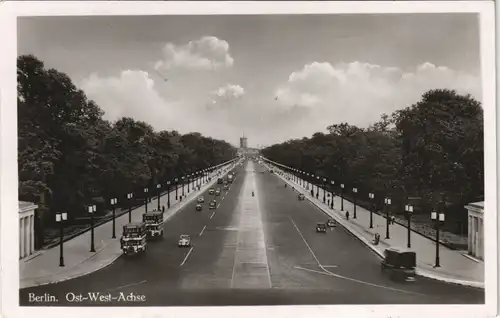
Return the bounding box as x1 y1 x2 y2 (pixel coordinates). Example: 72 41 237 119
20 217 25 259
468 215 472 254
30 215 34 256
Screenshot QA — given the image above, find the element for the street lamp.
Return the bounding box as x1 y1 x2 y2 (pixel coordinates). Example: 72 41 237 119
187 174 191 193
323 178 327 203
127 193 133 222
340 184 345 211
431 208 445 267
166 181 171 208
368 193 374 228
157 184 161 210
384 197 391 239
175 178 179 200
353 188 358 219
316 176 320 199
88 205 96 252
144 188 149 212
405 204 414 248
56 212 68 267
182 176 186 196
110 198 117 239
330 181 335 209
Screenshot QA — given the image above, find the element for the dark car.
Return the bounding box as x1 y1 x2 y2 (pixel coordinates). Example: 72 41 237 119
196 204 202 211
327 219 337 227
298 194 305 201
381 248 416 282
316 223 327 233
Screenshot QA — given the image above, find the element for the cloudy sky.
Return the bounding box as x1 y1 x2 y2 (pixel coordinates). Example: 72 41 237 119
18 14 481 147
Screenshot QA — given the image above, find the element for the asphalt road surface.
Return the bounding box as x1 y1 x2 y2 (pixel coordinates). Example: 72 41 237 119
20 160 484 306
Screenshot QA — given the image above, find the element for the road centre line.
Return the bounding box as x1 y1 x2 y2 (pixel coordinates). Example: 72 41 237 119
199 225 207 236
288 216 322 267
105 280 147 292
294 266 425 296
180 246 194 266
210 211 215 219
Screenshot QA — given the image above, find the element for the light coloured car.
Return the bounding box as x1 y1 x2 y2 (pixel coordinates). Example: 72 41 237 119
178 235 191 247
196 204 202 211
209 200 217 209
215 189 221 196
197 196 204 203
298 194 305 201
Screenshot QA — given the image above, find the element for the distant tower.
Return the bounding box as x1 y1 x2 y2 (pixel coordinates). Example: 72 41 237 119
240 133 248 150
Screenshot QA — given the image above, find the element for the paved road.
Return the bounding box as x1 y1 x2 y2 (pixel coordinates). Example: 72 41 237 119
20 160 484 306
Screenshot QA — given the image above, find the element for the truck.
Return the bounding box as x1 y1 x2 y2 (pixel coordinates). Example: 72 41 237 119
120 222 147 256
142 211 164 239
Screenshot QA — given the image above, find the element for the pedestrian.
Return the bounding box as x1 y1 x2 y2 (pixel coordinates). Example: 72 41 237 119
346 210 350 220
162 205 165 213
391 216 396 224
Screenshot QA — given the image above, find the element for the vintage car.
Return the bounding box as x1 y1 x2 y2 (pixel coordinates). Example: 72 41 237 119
197 196 204 203
327 219 337 227
178 234 191 247
223 184 229 190
215 188 221 196
208 188 215 195
196 203 203 211
380 248 416 282
316 222 327 233
209 200 217 209
142 211 164 239
120 222 147 256
298 193 305 201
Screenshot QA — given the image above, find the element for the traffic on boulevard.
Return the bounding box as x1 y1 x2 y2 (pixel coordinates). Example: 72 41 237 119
19 158 484 306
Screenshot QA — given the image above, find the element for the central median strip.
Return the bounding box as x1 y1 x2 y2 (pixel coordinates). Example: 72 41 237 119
231 163 272 289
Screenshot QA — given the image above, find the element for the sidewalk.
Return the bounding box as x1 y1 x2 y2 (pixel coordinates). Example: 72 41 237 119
267 163 484 289
20 163 237 289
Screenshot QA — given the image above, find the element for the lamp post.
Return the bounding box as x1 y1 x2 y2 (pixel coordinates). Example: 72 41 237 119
353 188 358 219
369 193 374 228
157 184 161 210
127 193 133 222
340 184 345 211
88 205 96 252
110 198 117 239
182 176 186 196
405 204 414 248
323 178 327 203
431 208 445 267
187 174 191 193
316 176 320 199
306 173 310 190
166 181 171 208
384 197 391 239
144 188 149 212
175 178 179 199
330 181 335 209
56 212 68 267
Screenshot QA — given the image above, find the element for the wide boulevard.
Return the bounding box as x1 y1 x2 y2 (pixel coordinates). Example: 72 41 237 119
20 160 484 306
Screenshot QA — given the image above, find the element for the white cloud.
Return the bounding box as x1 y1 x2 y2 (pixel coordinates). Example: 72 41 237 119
155 36 234 72
274 61 481 128
206 83 245 110
81 70 187 131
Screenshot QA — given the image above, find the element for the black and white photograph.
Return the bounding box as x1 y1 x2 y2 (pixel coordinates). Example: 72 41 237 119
0 2 497 318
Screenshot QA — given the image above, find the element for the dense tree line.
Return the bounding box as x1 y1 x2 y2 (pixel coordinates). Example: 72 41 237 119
262 89 483 234
18 55 237 229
